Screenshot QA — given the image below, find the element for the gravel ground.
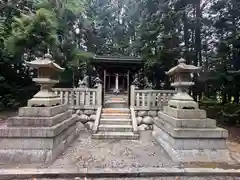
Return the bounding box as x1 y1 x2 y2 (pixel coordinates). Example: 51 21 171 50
50 131 177 169
10 177 240 180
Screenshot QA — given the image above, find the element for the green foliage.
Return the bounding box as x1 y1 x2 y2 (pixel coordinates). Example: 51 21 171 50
5 8 58 57
0 0 240 127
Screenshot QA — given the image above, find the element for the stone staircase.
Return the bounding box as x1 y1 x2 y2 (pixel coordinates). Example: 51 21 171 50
104 94 128 108
92 108 139 140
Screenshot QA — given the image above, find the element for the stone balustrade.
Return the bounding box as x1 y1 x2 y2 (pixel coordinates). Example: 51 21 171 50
53 85 102 110
130 85 175 110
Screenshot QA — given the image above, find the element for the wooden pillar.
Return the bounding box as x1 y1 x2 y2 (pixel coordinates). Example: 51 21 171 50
122 76 125 90
127 70 130 106
108 75 111 89
104 69 106 98
115 73 119 91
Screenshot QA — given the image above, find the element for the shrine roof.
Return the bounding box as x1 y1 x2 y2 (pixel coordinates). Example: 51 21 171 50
92 55 143 64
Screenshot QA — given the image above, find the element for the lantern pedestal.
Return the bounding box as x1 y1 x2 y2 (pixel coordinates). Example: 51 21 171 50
0 53 78 164
152 58 232 163
0 105 78 164
28 78 61 107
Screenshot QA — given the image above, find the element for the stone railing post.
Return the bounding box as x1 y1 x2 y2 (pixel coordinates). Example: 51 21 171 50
94 76 102 106
131 75 139 107
96 84 102 106
130 85 136 107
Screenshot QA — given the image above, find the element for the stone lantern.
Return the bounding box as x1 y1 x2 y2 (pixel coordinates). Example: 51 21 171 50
0 52 78 164
166 58 201 110
152 57 231 163
26 53 64 107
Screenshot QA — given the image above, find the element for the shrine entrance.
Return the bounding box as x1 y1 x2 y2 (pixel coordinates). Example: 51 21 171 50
105 72 129 94
90 55 143 107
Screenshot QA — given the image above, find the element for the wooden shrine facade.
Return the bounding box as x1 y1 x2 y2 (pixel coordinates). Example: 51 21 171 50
90 55 143 105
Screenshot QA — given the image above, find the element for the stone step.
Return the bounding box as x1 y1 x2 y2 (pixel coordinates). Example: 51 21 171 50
98 124 133 132
102 108 130 114
104 102 128 108
101 113 130 119
100 118 132 125
92 131 139 140
105 100 127 103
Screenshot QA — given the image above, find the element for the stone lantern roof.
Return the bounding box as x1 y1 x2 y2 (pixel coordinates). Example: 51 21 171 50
26 53 65 72
26 52 64 107
166 58 201 76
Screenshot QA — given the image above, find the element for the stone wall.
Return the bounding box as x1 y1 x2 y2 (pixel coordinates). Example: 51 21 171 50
135 110 161 131
75 109 97 130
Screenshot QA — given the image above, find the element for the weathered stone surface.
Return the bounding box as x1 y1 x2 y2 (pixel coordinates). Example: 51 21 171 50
18 104 68 117
136 116 143 125
138 124 149 131
138 111 148 117
163 106 206 119
8 111 72 127
0 125 76 149
0 121 78 164
0 115 78 138
84 110 95 116
78 114 89 124
148 111 157 117
89 114 96 122
154 116 160 122
142 116 153 125
85 121 94 130
148 125 153 130
152 126 232 163
76 110 83 116
158 111 216 128
155 120 227 139
76 122 85 131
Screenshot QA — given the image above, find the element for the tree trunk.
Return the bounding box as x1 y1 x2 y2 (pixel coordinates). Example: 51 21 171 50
183 12 190 64
195 0 202 66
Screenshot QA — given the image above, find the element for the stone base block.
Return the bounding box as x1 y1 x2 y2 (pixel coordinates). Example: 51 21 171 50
158 111 216 128
0 115 78 137
152 125 232 163
0 115 78 164
28 97 61 107
18 104 68 117
0 125 77 163
163 106 206 119
155 118 227 139
168 99 199 109
8 110 72 127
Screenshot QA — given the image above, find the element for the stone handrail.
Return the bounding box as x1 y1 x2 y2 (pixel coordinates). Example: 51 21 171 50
131 85 175 110
53 85 102 110
130 107 138 134
92 106 102 133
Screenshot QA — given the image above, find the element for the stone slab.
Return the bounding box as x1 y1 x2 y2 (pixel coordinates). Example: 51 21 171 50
168 99 199 109
163 106 206 119
158 111 216 128
0 124 76 149
154 118 228 138
152 125 228 150
152 125 232 162
0 168 240 179
0 115 78 138
92 131 139 140
0 124 78 164
28 97 61 107
18 104 68 117
8 110 72 127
